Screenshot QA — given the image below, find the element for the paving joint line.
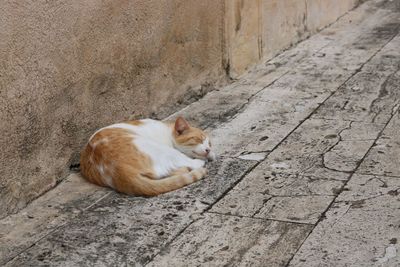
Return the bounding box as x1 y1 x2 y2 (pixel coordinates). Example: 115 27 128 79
265 170 350 181
205 211 315 226
355 172 400 179
336 187 400 204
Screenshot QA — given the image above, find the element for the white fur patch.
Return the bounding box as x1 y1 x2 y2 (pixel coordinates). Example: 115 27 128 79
134 137 201 178
89 120 173 146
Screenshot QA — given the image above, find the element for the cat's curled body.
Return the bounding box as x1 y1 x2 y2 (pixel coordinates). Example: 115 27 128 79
80 117 216 196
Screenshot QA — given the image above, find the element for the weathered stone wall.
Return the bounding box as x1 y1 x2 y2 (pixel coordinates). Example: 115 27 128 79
226 0 361 76
0 0 361 218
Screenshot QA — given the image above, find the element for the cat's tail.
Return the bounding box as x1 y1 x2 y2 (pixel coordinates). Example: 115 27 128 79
113 167 207 196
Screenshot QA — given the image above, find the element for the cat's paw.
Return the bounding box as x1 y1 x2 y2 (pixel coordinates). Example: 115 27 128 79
190 159 205 169
192 167 207 181
197 167 207 176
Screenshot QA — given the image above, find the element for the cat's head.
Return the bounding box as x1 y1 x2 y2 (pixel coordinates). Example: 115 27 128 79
172 117 216 161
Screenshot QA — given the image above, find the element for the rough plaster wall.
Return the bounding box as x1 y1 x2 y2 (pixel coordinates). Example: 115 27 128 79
226 0 361 76
0 0 224 218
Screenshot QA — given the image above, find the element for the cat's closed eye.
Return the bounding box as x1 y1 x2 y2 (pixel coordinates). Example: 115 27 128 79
186 137 203 145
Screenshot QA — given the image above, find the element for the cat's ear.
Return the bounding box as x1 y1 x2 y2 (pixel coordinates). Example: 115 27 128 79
175 117 190 135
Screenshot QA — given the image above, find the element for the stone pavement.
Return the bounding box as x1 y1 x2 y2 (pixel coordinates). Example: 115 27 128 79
1 0 400 266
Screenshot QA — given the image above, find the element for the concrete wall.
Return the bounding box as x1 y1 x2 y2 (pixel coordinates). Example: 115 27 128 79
0 0 361 218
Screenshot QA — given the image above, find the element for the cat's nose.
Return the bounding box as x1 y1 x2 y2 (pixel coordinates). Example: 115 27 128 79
205 148 210 154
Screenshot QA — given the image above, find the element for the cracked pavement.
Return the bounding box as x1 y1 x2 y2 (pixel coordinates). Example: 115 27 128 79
1 0 400 266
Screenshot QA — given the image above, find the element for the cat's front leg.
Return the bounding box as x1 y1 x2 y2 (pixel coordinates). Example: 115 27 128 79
169 167 190 176
172 150 205 170
188 159 205 170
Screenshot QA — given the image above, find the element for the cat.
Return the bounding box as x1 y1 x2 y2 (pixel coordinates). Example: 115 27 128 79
80 117 216 196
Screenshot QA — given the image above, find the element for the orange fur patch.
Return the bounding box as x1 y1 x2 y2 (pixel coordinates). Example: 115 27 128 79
173 127 206 146
81 128 154 189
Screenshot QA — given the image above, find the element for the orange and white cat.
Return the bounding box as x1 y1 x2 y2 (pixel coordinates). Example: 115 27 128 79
80 117 215 196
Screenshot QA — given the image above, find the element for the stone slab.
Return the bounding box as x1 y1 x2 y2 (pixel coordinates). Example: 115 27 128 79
211 170 344 219
211 116 385 223
358 111 400 177
181 157 257 205
289 174 400 266
262 119 383 179
5 194 197 267
254 195 334 224
313 36 400 124
0 174 109 265
147 213 313 267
